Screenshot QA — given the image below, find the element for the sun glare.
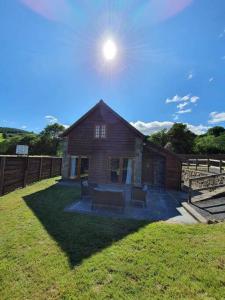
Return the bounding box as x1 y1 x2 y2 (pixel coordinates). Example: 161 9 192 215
102 39 117 61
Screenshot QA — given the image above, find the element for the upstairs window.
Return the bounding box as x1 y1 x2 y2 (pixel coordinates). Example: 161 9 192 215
101 125 106 138
95 124 106 138
95 125 100 138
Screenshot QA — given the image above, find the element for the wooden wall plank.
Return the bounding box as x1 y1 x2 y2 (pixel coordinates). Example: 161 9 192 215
0 156 62 196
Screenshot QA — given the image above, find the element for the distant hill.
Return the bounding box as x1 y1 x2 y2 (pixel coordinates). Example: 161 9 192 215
0 127 30 135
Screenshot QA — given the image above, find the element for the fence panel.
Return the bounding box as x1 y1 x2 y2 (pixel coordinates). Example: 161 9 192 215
0 156 62 196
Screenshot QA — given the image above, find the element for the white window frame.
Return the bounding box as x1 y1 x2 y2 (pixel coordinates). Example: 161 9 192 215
95 124 106 139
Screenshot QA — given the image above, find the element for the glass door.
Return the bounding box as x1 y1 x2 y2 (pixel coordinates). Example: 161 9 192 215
70 156 89 179
70 156 79 178
110 158 133 184
80 157 89 179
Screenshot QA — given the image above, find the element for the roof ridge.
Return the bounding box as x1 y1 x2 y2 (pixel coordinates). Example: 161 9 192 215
61 100 144 138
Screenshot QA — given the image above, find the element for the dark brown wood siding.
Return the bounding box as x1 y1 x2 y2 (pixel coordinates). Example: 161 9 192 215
0 156 62 196
142 147 181 190
67 104 138 157
65 101 181 189
66 104 141 183
165 155 182 190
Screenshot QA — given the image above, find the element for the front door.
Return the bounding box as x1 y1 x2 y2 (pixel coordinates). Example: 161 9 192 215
153 157 166 187
110 158 133 184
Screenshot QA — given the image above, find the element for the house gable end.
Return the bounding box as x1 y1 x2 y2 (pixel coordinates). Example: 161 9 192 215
61 100 144 139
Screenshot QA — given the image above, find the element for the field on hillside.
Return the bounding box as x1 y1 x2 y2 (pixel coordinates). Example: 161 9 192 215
0 133 4 142
0 178 224 299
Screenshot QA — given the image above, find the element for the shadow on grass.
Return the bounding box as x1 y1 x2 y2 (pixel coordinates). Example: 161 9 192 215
23 183 148 268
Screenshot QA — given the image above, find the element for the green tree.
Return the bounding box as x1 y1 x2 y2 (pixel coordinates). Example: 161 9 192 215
194 134 225 154
167 123 196 153
207 126 225 137
37 123 66 156
40 123 65 139
0 123 66 155
148 129 168 147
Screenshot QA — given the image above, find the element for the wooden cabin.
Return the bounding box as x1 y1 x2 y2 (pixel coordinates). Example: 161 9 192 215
61 100 181 190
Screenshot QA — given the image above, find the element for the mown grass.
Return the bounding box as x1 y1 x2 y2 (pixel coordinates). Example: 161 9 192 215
0 178 224 300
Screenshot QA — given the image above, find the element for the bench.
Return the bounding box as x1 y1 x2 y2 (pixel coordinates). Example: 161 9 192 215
91 189 125 212
131 186 147 207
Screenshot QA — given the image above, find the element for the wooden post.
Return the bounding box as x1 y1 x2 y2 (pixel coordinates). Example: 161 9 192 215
23 156 29 187
188 179 192 203
39 157 43 180
50 158 53 177
187 160 190 169
0 157 6 196
77 156 81 179
195 159 198 170
60 158 62 176
207 158 210 172
219 160 222 173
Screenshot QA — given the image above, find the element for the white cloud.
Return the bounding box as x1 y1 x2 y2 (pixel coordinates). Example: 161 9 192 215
173 114 179 121
186 124 210 135
45 115 58 124
209 77 214 83
190 96 199 103
176 108 192 114
62 124 70 129
21 125 27 129
166 94 199 119
187 72 193 80
165 95 182 103
130 121 209 136
165 94 199 104
182 95 191 101
208 112 225 124
177 102 188 110
218 29 225 38
130 121 173 135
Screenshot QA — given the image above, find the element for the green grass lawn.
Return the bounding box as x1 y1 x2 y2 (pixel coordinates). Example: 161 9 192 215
0 178 225 300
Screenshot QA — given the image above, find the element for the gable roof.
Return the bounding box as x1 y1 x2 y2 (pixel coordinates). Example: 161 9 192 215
61 99 145 138
144 140 181 161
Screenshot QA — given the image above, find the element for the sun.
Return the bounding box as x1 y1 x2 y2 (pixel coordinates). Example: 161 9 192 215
102 39 117 61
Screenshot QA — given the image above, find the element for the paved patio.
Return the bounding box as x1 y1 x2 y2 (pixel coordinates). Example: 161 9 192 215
65 187 197 224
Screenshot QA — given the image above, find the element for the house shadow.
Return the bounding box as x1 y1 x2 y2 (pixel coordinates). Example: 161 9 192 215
23 183 149 268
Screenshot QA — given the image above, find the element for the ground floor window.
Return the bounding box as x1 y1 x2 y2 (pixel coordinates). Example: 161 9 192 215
110 157 133 184
70 156 89 179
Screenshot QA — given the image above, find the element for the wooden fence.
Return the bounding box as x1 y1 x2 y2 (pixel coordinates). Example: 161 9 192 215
0 156 62 196
188 172 225 202
182 158 225 174
182 158 225 202
178 154 225 162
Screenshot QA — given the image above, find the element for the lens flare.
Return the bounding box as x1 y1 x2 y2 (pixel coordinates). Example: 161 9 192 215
102 39 117 61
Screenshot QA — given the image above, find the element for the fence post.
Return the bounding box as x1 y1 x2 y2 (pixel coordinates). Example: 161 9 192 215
219 160 222 173
23 156 29 187
188 179 192 203
60 158 62 176
207 158 210 172
39 157 43 180
0 157 6 196
50 157 53 177
195 159 198 170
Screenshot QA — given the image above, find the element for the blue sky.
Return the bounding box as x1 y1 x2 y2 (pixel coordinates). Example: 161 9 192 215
0 0 225 135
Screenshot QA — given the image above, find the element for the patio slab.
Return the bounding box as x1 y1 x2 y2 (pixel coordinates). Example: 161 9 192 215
65 189 197 224
189 197 225 223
